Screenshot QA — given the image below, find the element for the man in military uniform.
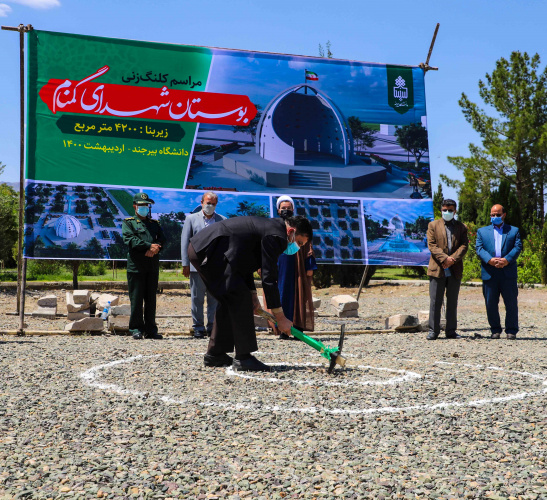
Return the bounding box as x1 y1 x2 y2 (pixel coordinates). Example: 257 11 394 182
122 192 166 340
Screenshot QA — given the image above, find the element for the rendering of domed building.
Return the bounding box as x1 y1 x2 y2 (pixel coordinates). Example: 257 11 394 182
222 84 386 193
54 214 82 239
255 84 353 166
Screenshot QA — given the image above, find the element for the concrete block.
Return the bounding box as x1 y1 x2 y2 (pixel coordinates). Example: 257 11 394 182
32 305 57 318
66 292 90 313
385 314 418 329
73 289 90 304
312 297 321 309
65 317 105 332
110 304 131 316
37 294 57 307
336 309 359 318
97 293 119 309
108 315 130 332
331 295 359 312
67 309 91 320
254 314 270 328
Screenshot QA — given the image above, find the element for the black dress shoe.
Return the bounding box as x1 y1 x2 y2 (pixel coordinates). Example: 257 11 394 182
506 333 517 340
491 332 501 339
232 355 271 372
426 331 438 340
445 333 462 339
203 353 233 367
145 333 163 340
193 331 206 339
132 332 143 340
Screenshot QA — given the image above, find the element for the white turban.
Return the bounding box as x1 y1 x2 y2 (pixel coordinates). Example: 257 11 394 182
276 195 295 210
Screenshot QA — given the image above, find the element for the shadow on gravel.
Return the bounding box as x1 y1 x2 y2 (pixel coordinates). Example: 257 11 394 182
0 340 39 345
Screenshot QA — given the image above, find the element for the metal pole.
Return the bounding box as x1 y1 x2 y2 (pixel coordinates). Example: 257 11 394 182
18 258 27 335
2 24 33 322
356 265 369 301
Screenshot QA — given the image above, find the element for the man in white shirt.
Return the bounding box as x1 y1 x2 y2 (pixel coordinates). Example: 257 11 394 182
476 204 523 339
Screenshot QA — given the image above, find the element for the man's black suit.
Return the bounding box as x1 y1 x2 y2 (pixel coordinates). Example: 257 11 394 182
188 216 288 356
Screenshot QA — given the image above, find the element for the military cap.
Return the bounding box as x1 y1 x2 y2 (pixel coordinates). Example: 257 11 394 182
133 192 155 205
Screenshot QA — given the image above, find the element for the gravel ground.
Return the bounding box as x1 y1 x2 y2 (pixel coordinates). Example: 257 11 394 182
1 284 547 499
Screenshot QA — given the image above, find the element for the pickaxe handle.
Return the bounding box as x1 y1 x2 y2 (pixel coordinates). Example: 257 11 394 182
255 308 346 368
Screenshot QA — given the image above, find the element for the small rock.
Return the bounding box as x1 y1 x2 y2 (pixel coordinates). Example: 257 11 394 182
312 297 321 309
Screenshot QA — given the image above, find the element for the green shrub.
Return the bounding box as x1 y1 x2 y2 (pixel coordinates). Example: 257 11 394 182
78 260 107 276
461 222 482 282
517 227 542 284
26 259 67 280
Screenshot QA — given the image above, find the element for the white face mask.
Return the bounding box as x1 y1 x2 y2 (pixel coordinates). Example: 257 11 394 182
442 210 454 222
202 204 215 216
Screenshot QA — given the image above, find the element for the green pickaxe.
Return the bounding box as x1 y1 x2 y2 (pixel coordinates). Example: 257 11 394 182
255 308 347 374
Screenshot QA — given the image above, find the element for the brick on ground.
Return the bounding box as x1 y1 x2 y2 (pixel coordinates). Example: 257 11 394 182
65 317 104 332
331 295 359 312
32 305 57 318
37 295 57 307
73 290 90 304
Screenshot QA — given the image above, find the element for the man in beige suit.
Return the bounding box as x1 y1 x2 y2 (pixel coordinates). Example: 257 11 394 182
426 199 469 340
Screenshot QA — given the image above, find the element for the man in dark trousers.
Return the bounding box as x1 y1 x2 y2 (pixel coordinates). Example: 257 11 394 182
426 199 469 340
188 215 313 372
476 204 522 339
122 192 166 340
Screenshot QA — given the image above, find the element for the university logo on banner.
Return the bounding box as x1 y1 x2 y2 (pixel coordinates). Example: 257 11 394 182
386 65 414 115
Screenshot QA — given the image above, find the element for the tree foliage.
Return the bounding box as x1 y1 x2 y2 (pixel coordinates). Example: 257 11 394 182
446 51 547 229
433 182 444 219
0 182 18 266
394 123 429 169
347 116 375 151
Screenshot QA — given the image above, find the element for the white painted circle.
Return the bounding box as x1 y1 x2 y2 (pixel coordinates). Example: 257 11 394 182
79 354 547 415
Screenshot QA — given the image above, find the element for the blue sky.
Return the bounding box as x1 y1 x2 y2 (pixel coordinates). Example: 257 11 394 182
2 0 547 204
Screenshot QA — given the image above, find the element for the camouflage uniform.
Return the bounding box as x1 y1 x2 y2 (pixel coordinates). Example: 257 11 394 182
122 193 165 339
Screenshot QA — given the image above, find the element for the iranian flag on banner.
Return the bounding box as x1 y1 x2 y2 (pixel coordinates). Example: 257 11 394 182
305 70 319 81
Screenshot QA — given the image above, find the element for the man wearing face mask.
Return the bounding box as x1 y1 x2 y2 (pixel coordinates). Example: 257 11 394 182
426 199 469 340
264 196 317 340
187 214 313 372
180 192 226 339
476 204 522 339
122 192 166 340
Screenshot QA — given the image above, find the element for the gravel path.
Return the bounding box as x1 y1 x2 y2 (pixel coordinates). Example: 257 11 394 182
1 284 547 499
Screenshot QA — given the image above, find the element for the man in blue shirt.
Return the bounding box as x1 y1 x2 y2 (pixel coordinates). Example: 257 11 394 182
476 204 523 339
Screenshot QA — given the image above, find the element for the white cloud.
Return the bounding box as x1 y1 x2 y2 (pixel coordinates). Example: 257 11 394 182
0 3 12 16
6 0 60 8
287 59 307 70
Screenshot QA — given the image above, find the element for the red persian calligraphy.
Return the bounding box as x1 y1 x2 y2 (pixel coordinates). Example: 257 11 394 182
39 66 257 126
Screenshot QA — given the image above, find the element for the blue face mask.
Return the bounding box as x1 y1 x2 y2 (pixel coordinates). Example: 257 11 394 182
491 216 503 226
137 205 150 217
284 241 300 255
